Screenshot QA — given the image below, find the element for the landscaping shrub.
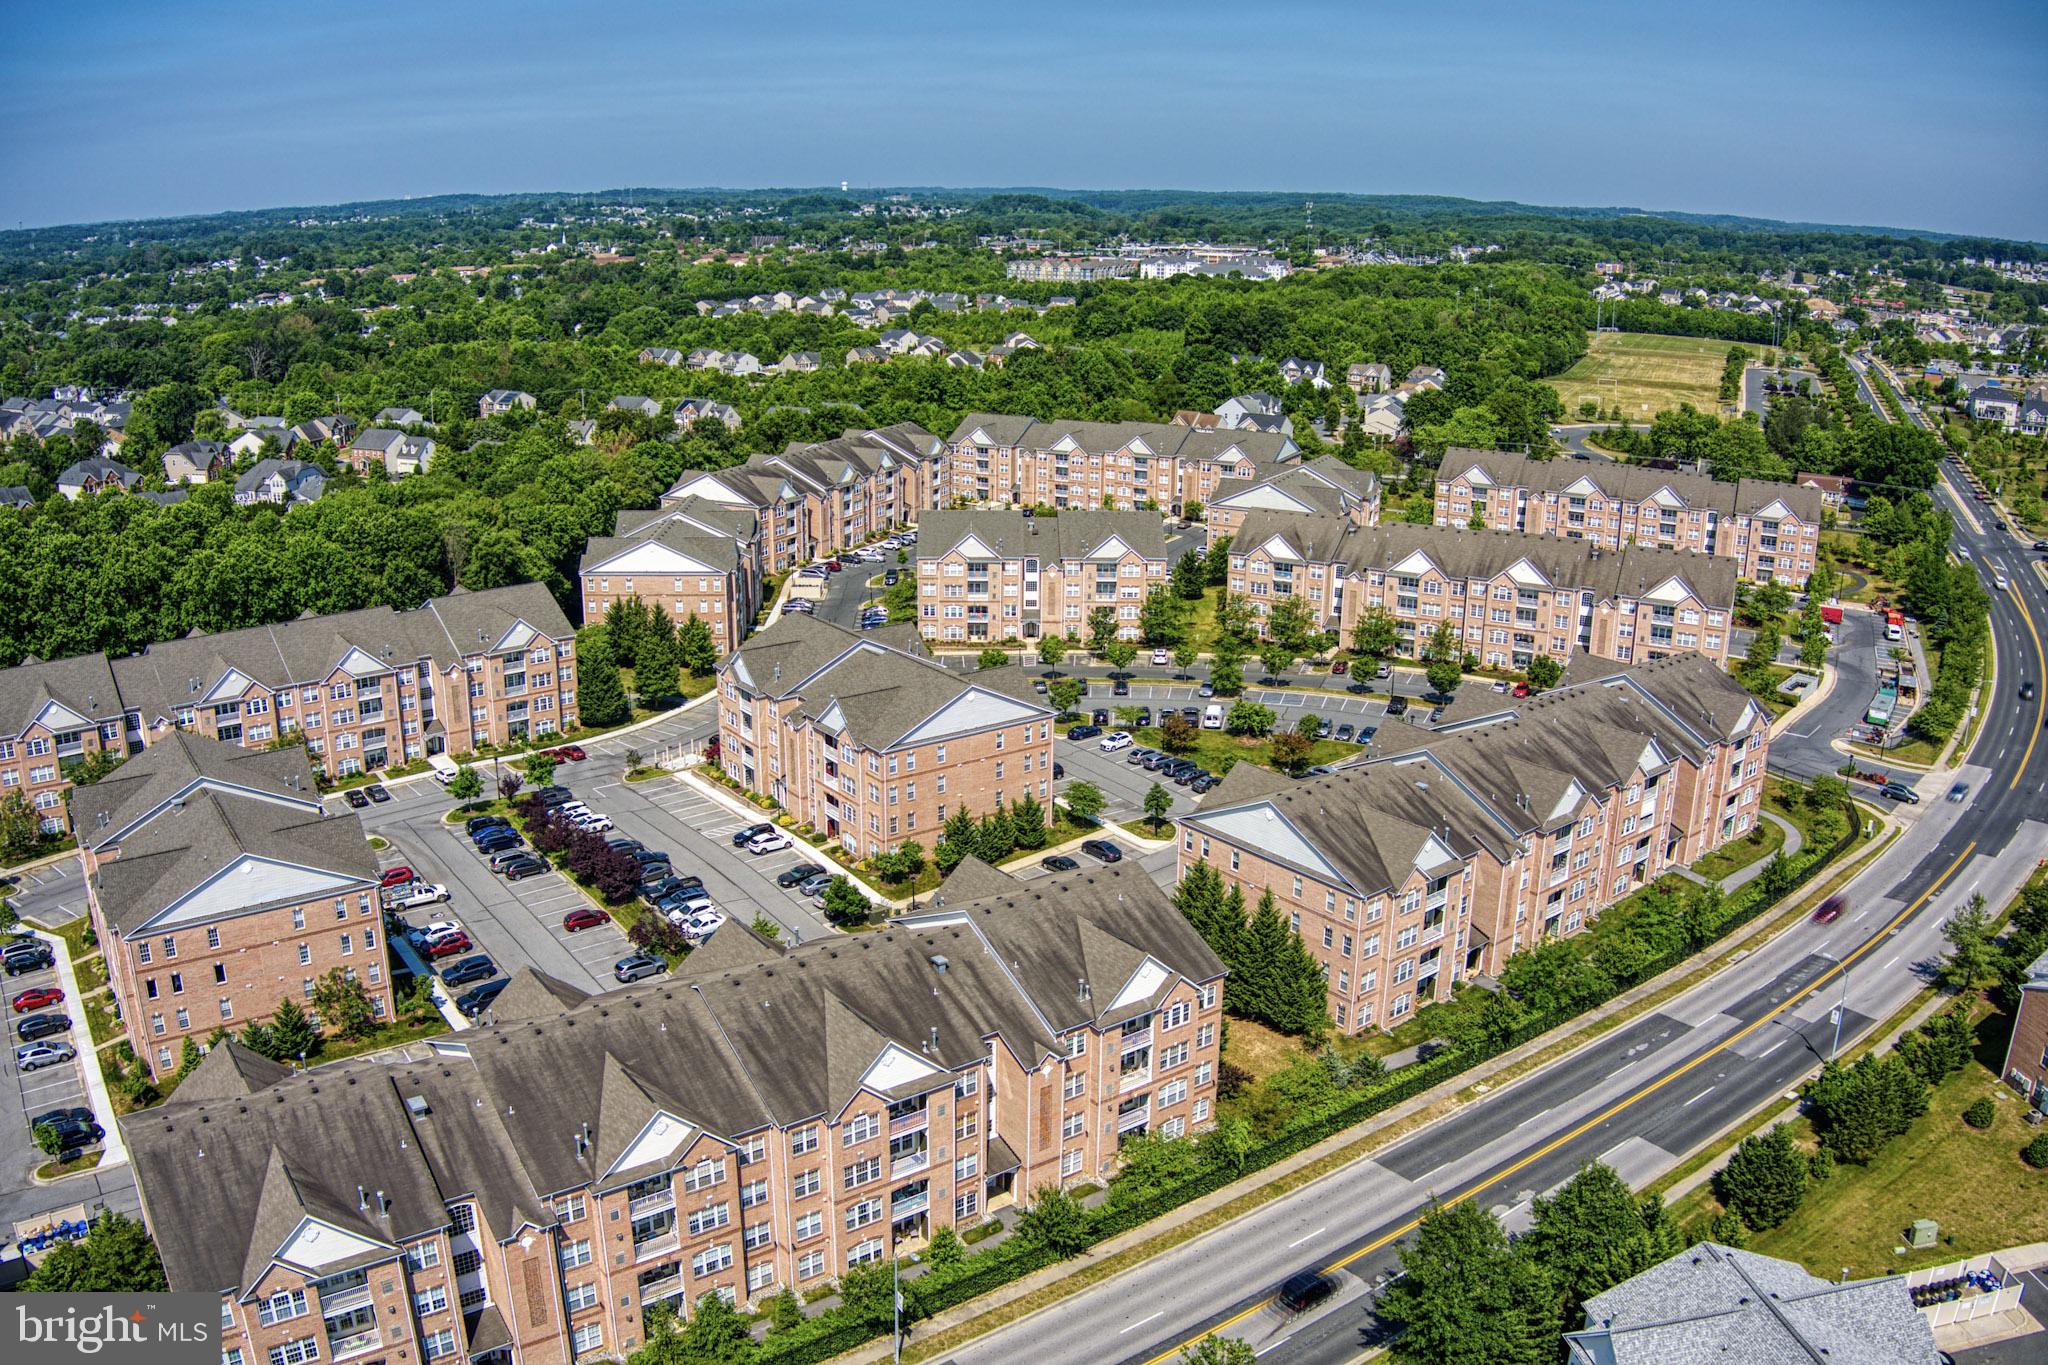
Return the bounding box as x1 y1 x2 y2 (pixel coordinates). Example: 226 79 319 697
2022 1134 2048 1170
1962 1097 1997 1130
1713 1124 1807 1230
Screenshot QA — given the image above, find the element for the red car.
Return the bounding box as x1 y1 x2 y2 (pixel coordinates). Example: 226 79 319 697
12 986 63 1013
1329 660 1349 676
1512 682 1531 698
425 933 472 959
562 907 610 933
1812 895 1846 924
547 745 587 762
824 559 843 572
379 866 416 888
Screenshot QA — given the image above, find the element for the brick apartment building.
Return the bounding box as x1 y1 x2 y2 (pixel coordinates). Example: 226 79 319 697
578 516 753 656
659 424 942 576
123 865 1223 1360
1434 450 1823 585
1226 512 1739 669
912 509 1168 644
1176 654 1771 1033
1202 455 1382 541
2001 944 2048 1110
716 615 1055 859
71 731 387 1077
945 415 1298 516
0 583 578 831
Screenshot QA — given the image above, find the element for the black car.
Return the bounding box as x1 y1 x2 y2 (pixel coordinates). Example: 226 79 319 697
1173 766 1204 786
630 849 672 869
1041 854 1080 871
536 786 574 808
1080 839 1123 863
474 830 522 854
4 947 53 975
2022 680 2036 701
614 953 668 984
466 814 511 835
1091 708 1110 726
15 1012 71 1042
499 853 549 880
1277 1270 1333 1312
365 784 391 804
439 955 496 987
27 1105 92 1133
1190 774 1219 793
1385 696 1409 717
2033 540 2048 552
731 822 776 847
1135 707 1152 726
35 1116 103 1148
777 862 827 888
1181 707 1202 725
1052 761 1064 779
1112 678 1130 696
454 979 511 1017
344 788 370 809
1335 723 1356 742
1067 724 1102 741
883 569 899 585
606 836 645 854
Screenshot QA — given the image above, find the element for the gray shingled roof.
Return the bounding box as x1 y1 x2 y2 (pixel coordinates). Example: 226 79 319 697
915 508 1168 565
0 651 125 736
948 414 1298 470
1443 448 1825 523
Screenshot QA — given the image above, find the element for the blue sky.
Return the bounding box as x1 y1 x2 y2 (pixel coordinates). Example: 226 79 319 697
2 1 2042 240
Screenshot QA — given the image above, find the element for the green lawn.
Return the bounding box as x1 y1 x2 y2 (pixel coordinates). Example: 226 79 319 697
1690 817 1784 882
1129 725 1362 777
1541 332 1764 418
1714 1007 2048 1279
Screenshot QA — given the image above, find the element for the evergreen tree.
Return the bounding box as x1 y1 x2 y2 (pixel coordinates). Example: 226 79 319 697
676 614 718 676
249 999 321 1061
1174 861 1240 962
634 632 681 705
577 640 631 728
977 807 1017 863
1009 792 1049 849
1379 1200 1552 1365
1233 891 1328 1036
19 1212 168 1292
1804 1054 1929 1164
1522 1162 1660 1335
603 597 652 670
672 1290 756 1365
311 969 378 1039
1637 1192 1686 1263
1172 549 1207 600
934 807 978 874
1713 1123 1808 1229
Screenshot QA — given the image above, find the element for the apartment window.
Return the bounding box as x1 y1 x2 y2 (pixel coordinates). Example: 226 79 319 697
791 1167 821 1199
793 1210 824 1242
1063 1072 1085 1101
298 943 311 966
413 1287 448 1317
257 1290 308 1326
1066 1033 1086 1059
1062 1112 1084 1140
797 1250 826 1282
691 1244 734 1278
955 1189 980 1220
563 1283 598 1313
790 1124 819 1155
1197 1023 1214 1050
1061 1150 1084 1178
405 1243 440 1271
740 1178 769 1208
846 1198 882 1231
1160 1001 1190 1029
683 1157 725 1192
686 1202 730 1236
219 997 233 1020
558 1239 592 1270
571 1323 603 1356
848 1238 886 1269
267 1339 319 1365
1197 984 1216 1009
844 1112 880 1145
844 1156 881 1189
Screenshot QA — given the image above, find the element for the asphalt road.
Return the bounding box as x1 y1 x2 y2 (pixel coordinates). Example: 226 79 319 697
1742 366 1823 419
939 382 2048 1364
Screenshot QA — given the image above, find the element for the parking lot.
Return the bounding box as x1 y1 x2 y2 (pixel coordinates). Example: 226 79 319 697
3 859 88 929
3 943 98 1195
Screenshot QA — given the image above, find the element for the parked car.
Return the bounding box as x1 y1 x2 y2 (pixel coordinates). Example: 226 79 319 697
797 873 835 897
1512 681 1532 698
629 849 672 870
1190 774 1219 793
563 907 611 933
1040 855 1079 872
746 831 794 855
606 836 644 855
440 955 497 987
379 865 416 888
364 784 391 804
1135 707 1152 726
454 979 510 1017
466 814 512 835
1385 696 1409 717
1099 731 1133 752
1329 659 1349 676
614 953 669 984
1880 783 1920 804
407 920 463 948
16 1012 71 1043
679 909 727 940
535 787 575 808
344 788 370 809
500 853 549 880
11 986 63 1013
777 862 827 888
1052 761 1064 779
37 1115 103 1148
1334 723 1356 742
1315 717 1333 738
1112 678 1130 696
474 828 523 853
548 745 587 762
569 812 615 833
1091 708 1110 726
731 822 776 847
1375 662 1392 680
4 945 53 975
1126 746 1156 765
425 933 473 959
1197 682 1215 698
1067 724 1102 741
386 882 450 910
15 1041 75 1072
1277 1270 1334 1313
488 847 536 873
1080 839 1123 862
1152 648 1171 665
27 1105 94 1133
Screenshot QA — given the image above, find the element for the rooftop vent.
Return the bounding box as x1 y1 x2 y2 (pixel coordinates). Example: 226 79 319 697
403 1094 430 1119
928 954 950 974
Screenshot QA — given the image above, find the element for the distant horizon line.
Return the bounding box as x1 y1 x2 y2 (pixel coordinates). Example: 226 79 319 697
2 184 2037 250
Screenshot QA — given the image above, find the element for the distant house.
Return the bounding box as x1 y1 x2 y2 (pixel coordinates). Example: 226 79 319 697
344 429 435 477
1171 410 1224 430
721 352 764 377
373 405 427 427
638 346 684 367
565 419 598 446
289 414 355 447
1277 356 1329 389
136 488 188 508
771 351 821 374
162 439 231 484
0 486 34 510
1354 393 1406 440
233 458 327 507
686 348 724 370
478 389 536 418
1346 362 1392 394
1969 387 2022 430
845 345 888 365
57 458 142 499
607 395 662 419
227 428 300 460
673 398 742 432
1215 392 1284 429
2020 397 2048 438
944 349 985 370
1795 472 1850 510
1406 364 1448 389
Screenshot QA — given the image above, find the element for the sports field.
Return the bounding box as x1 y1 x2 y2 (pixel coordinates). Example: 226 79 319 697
1543 331 1763 418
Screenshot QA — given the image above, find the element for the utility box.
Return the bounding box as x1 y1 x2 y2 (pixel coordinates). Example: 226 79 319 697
1908 1219 1938 1249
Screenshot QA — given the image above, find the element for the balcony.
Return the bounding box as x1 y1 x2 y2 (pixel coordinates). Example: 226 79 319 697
633 1231 679 1263
890 1189 930 1222
889 1106 928 1138
325 1327 382 1361
890 1148 929 1180
637 1265 684 1307
628 1189 675 1218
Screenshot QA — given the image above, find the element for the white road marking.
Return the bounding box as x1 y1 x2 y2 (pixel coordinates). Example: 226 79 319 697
1683 1087 1713 1107
1882 954 1899 970
1286 1227 1326 1249
1120 1312 1164 1335
1757 1038 1786 1059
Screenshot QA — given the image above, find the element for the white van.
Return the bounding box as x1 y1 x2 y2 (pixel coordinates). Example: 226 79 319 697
428 754 461 786
1885 622 1903 643
1202 704 1224 730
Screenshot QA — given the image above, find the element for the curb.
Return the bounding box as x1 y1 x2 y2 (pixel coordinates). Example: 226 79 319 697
29 926 126 1171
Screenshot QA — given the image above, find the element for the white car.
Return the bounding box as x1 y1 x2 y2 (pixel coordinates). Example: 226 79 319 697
680 909 727 940
1152 648 1170 665
1098 731 1133 752
387 882 450 910
570 812 615 833
1957 547 1972 561
1994 570 2010 591
408 919 464 947
746 831 793 855
15 1041 75 1071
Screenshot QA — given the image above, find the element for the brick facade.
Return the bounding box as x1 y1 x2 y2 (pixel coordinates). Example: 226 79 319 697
945 414 1297 515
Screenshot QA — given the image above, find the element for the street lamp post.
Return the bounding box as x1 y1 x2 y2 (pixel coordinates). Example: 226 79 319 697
892 1252 920 1365
1816 948 1850 1062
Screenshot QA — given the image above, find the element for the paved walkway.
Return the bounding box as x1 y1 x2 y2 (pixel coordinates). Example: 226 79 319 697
1672 810 1806 892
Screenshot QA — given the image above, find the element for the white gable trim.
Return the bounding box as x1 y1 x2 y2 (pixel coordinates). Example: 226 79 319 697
1187 802 1349 887
897 686 1043 746
587 541 722 576
863 1041 946 1092
30 698 93 731
604 1110 698 1178
136 855 368 934
1109 956 1173 1012
1391 550 1437 576
1260 535 1303 564
276 1216 391 1271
